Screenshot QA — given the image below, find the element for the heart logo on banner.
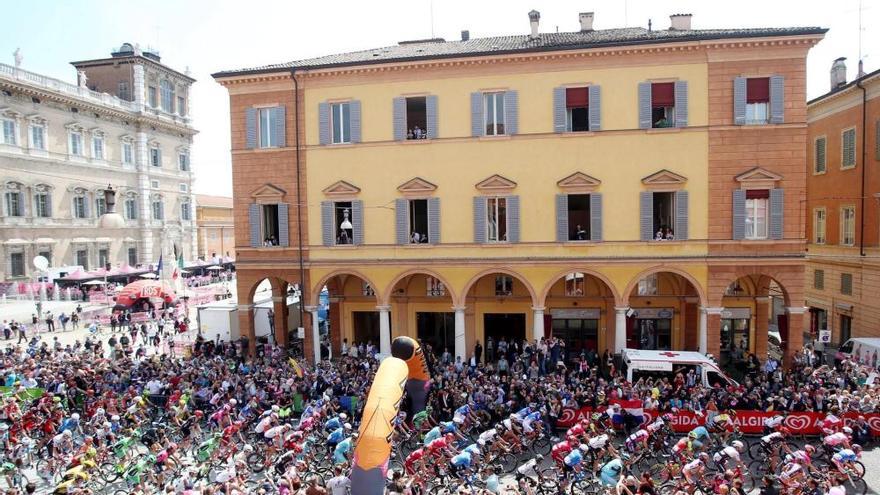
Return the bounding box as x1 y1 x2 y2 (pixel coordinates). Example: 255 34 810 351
867 417 880 432
785 415 810 431
560 408 576 425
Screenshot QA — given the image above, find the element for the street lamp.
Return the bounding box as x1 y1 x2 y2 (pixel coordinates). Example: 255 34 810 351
98 184 125 229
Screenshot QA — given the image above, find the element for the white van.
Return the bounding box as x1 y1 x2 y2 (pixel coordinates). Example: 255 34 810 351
620 349 738 387
835 338 880 367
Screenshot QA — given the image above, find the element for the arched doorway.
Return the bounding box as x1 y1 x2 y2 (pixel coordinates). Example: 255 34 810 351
311 271 381 359
624 270 704 352
720 275 790 369
384 270 455 359
462 269 538 362
248 277 289 352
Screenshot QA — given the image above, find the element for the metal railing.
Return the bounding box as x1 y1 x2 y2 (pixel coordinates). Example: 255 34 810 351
0 63 139 113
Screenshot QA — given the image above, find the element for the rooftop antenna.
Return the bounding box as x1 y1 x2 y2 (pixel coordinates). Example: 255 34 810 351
648 19 652 32
430 0 435 39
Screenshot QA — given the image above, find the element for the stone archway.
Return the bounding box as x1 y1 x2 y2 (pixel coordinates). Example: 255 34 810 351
384 269 456 358
308 270 382 362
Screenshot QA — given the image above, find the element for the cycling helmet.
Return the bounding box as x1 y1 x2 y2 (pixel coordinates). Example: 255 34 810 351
243 444 254 453
426 406 433 412
804 445 816 454
103 422 111 428
843 426 853 435
96 408 105 415
343 423 352 430
698 452 710 462
536 454 544 462
229 399 237 406
351 433 359 439
453 417 463 425
84 436 93 443
731 440 744 452
64 430 72 437
591 413 601 421
272 405 280 412
579 444 589 452
728 410 738 417
0 424 8 431
495 423 504 431
169 442 178 451
662 414 674 422
52 397 61 403
194 410 204 418
339 413 348 421
71 413 80 420
445 433 455 442
688 431 698 439
111 415 120 421
852 444 862 453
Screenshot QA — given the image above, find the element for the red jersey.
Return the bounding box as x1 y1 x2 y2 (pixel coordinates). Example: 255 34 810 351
427 437 449 454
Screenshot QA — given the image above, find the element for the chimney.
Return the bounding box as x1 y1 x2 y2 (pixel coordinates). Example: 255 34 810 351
461 30 470 42
528 10 540 39
857 59 866 78
579 12 594 32
830 57 847 90
669 13 692 31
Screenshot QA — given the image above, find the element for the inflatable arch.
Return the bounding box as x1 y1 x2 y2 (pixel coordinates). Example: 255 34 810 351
350 336 431 495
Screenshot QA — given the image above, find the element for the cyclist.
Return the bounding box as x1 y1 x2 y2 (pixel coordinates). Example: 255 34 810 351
324 413 348 432
522 408 544 438
823 427 852 452
688 425 711 444
646 413 674 436
682 452 710 489
598 456 625 488
587 431 618 470
672 435 703 462
449 449 475 479
333 432 357 465
477 424 509 453
624 428 650 453
562 444 588 486
778 458 806 491
327 423 351 453
515 454 543 485
831 444 862 477
712 440 746 470
404 446 428 475
412 406 435 433
707 410 736 444
552 437 576 466
762 414 785 434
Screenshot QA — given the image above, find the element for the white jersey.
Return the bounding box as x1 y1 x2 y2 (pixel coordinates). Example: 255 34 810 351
327 475 352 495
763 415 784 428
683 459 704 473
646 418 665 433
626 430 649 444
713 446 741 463
477 429 499 446
255 416 273 434
516 459 539 478
264 425 285 439
588 434 610 449
761 432 783 444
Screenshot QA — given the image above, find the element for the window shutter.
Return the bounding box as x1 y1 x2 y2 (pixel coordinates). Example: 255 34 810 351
507 195 520 243
816 138 826 172
83 196 90 218
320 201 333 246
590 193 603 241
473 197 487 243
733 77 747 126
393 97 406 141
274 106 286 147
245 108 257 149
769 75 784 124
552 87 566 133
588 85 601 131
425 95 438 140
395 198 408 245
769 188 784 240
639 191 653 240
318 102 330 145
555 194 568 241
674 81 688 128
351 199 364 245
470 92 483 137
45 193 52 217
675 190 689 240
504 91 519 135
427 197 440 244
158 201 164 220
349 100 362 143
732 189 746 240
277 203 289 247
638 82 652 129
248 204 260 247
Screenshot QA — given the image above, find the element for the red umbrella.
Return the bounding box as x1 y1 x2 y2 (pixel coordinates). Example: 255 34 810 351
113 280 179 310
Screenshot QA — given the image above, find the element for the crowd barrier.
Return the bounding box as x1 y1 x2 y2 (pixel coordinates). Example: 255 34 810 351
557 406 880 436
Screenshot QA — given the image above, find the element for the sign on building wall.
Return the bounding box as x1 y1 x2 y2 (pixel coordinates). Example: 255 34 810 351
632 308 674 319
550 308 601 319
720 308 751 319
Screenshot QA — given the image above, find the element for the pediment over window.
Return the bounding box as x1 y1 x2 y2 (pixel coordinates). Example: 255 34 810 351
397 177 437 196
250 183 286 203
475 174 517 193
557 172 601 193
735 167 783 189
322 180 360 197
641 169 688 187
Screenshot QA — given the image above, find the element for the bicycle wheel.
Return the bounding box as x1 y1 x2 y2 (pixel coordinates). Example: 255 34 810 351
246 451 266 473
851 461 866 480
530 435 552 456
748 441 764 460
846 478 868 495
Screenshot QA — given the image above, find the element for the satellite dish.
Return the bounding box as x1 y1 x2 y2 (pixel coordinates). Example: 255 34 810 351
33 255 49 271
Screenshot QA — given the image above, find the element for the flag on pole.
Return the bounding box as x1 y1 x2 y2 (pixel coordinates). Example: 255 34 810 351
609 399 644 425
156 254 163 276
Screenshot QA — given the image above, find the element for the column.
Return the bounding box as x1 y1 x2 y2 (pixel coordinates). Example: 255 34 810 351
304 305 320 364
706 308 723 359
378 305 391 357
454 306 466 361
698 307 709 354
614 307 629 353
532 307 545 342
271 296 287 348
236 304 255 358
754 297 771 360
784 306 807 366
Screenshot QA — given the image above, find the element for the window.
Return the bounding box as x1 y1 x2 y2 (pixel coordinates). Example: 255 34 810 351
840 315 852 345
362 282 375 297
30 124 45 150
566 194 591 240
98 249 109 269
177 96 186 116
841 273 853 296
117 81 130 100
564 272 585 296
814 208 826 244
494 275 513 296
745 77 770 124
152 199 164 220
181 202 191 221
426 276 446 296
72 195 87 219
179 183 188 193
151 180 159 189
330 103 351 144
69 130 83 156
35 192 50 218
262 204 280 246
1 119 16 145
258 107 281 148
565 87 589 132
4 191 23 217
637 274 658 296
150 146 161 167
95 197 106 216
127 247 137 266
841 207 855 246
124 197 137 220
483 92 506 136
652 192 676 239
76 249 88 270
650 83 675 128
842 128 856 168
178 152 190 171
814 270 824 290
405 97 427 139
37 251 51 265
92 135 104 160
814 137 826 173
160 80 174 112
122 141 133 165
408 199 429 243
9 253 24 277
486 197 508 242
148 86 158 108
744 189 769 240
333 201 353 244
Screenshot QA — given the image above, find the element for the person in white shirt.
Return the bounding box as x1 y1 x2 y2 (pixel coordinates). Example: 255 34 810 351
326 467 351 495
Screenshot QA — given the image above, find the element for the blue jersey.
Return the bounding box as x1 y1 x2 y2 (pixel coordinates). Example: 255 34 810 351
563 450 583 467
455 405 471 416
440 421 457 434
525 411 542 422
516 407 532 419
690 426 709 440
325 417 342 431
423 427 442 445
833 449 858 463
463 443 481 457
599 458 624 486
450 452 472 468
333 438 353 464
327 428 345 443
60 418 79 433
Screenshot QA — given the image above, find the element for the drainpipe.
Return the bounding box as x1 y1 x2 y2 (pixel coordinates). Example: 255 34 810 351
292 68 306 332
857 77 867 257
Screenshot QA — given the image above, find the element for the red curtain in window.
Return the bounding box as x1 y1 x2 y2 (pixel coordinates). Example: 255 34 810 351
746 77 770 103
651 82 675 107
745 189 769 199
566 87 589 108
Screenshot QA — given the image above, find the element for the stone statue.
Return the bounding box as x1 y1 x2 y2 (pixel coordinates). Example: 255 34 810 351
77 70 88 88
13 48 22 68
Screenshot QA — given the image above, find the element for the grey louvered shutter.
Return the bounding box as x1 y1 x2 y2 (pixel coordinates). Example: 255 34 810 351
426 95 438 139
320 201 333 246
351 199 364 245
318 102 330 145
46 192 52 217
504 91 518 135
473 197 486 243
350 100 362 143
675 190 689 240
427 197 440 244
589 85 601 131
277 203 289 247
553 87 566 133
507 195 520 243
470 92 483 137
638 82 652 129
158 201 164 220
769 75 784 124
816 138 826 172
674 81 688 128
393 97 406 141
83 195 90 218
245 108 257 149
732 190 746 240
555 194 568 241
248 204 261 247
590 193 603 241
395 198 408 244
639 191 653 240
769 188 784 240
733 77 747 125
274 106 286 147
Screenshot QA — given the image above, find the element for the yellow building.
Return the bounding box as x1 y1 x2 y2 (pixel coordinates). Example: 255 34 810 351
195 194 234 260
214 12 824 364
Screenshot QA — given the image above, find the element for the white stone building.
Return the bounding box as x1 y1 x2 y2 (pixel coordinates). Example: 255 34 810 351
0 43 197 281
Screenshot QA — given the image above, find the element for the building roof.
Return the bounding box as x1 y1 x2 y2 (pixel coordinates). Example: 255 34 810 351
71 55 196 83
196 194 233 208
807 66 880 106
213 26 826 78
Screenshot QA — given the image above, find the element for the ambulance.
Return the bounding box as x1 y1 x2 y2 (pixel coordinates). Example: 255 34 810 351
620 349 738 387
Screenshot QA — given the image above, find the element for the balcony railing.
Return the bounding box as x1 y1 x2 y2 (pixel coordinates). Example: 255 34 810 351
0 63 139 113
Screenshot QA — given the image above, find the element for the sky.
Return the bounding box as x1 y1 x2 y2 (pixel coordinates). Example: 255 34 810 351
1 0 876 197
